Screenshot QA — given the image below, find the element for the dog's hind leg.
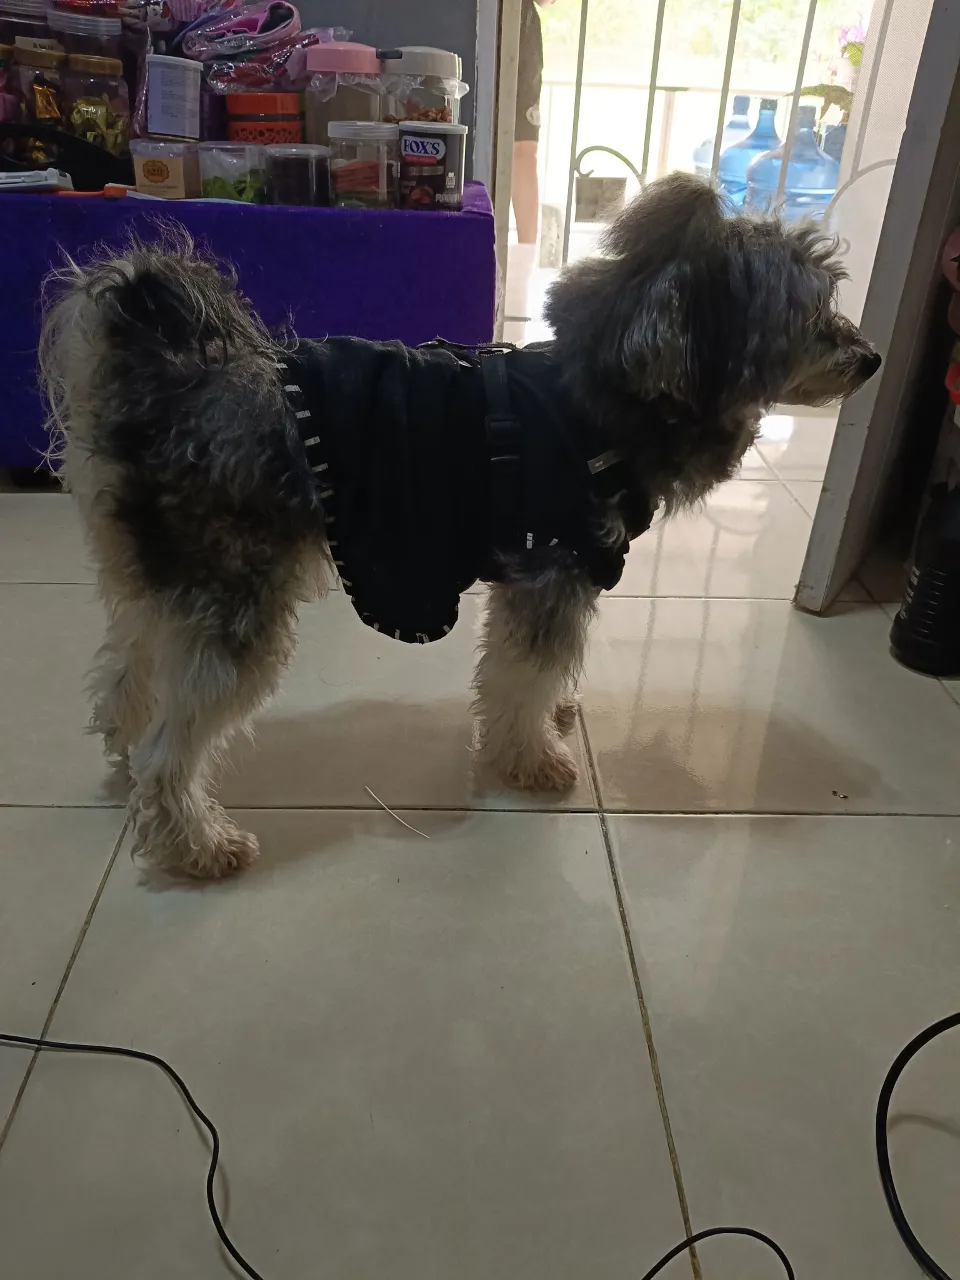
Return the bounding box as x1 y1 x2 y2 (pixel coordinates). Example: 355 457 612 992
88 599 156 765
472 572 597 792
127 607 296 878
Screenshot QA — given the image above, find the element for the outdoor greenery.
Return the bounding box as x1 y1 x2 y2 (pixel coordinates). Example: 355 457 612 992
541 0 868 83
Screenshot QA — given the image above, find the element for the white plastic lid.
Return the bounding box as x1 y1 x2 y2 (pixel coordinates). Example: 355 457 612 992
379 45 461 80
265 143 331 157
47 7 121 34
0 0 47 17
397 121 468 135
130 138 196 155
198 141 265 154
147 52 202 74
327 120 398 142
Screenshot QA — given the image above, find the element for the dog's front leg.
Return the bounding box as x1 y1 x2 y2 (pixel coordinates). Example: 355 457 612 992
472 572 597 792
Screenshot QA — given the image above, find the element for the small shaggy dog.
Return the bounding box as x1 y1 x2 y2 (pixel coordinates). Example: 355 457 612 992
40 173 880 878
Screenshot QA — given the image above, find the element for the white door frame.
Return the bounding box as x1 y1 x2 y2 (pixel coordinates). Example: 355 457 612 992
475 0 522 339
796 0 960 610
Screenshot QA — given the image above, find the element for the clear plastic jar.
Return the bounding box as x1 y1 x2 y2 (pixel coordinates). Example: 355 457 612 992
130 137 200 198
0 42 18 123
303 40 381 145
328 120 397 209
12 45 64 165
46 7 121 58
265 143 330 206
198 140 266 202
0 0 56 52
380 46 467 124
63 53 128 154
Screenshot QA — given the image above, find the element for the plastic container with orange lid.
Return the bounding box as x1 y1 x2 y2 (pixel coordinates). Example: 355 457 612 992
304 41 381 144
226 92 301 144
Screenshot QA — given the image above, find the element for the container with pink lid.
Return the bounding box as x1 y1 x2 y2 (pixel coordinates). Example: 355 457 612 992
303 40 382 145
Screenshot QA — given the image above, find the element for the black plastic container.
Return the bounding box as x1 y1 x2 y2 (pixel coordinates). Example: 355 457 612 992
890 482 960 676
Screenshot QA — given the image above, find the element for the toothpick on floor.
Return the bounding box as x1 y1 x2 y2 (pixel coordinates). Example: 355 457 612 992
363 786 431 839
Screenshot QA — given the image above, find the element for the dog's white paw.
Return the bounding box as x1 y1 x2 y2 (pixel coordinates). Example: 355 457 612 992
553 698 578 736
186 822 260 879
132 810 260 880
499 740 579 792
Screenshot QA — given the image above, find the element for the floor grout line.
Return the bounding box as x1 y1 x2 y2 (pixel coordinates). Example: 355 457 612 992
578 708 702 1280
0 817 128 1155
5 802 960 818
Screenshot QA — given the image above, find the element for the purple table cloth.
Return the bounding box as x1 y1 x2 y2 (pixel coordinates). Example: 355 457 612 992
0 181 495 468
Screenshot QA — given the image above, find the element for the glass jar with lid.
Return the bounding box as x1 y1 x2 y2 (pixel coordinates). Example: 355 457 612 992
304 40 382 145
380 46 468 124
12 45 64 165
62 53 129 154
328 120 398 209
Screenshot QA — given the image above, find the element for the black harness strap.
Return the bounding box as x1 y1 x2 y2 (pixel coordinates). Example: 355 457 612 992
480 351 523 550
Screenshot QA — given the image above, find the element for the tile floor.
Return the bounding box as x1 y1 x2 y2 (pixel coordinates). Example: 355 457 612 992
2 415 960 1280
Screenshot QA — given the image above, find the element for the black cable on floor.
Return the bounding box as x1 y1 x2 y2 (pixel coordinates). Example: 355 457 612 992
4 1014 959 1279
0 1029 794 1278
875 1010 960 1280
0 1030 265 1280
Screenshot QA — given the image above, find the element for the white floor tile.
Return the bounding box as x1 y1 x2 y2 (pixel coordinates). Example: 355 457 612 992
0 810 687 1280
0 808 124 1122
613 480 812 600
0 494 93 584
738 447 776 479
580 597 960 814
783 478 822 518
0 586 118 806
758 412 838 482
610 814 960 1280
221 593 596 812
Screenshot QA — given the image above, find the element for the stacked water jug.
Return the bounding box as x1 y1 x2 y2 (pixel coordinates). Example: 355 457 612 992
694 97 839 223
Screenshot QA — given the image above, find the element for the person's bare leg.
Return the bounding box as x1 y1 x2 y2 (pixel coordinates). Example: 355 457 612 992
512 140 540 244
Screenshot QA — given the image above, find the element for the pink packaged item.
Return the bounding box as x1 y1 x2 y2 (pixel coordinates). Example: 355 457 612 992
204 25 346 93
181 0 298 61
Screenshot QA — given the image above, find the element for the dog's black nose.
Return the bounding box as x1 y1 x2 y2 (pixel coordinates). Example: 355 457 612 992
860 350 882 378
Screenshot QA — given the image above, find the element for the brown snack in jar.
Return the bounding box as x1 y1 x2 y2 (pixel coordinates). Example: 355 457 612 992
328 120 398 209
384 105 451 124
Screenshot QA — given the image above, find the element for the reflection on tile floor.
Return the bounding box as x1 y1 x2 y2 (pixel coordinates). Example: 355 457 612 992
2 415 960 1280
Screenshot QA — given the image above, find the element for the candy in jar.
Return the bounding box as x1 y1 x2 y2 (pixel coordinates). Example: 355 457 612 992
63 54 130 155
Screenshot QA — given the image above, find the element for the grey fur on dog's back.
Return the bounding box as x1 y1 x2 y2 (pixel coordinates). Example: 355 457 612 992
41 233 325 639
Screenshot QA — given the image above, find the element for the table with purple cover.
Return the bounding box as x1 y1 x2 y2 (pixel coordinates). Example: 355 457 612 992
0 181 496 468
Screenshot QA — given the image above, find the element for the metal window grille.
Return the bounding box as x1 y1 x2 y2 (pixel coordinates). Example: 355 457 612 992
560 0 822 265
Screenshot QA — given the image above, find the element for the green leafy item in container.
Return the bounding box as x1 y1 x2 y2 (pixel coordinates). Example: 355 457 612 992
201 172 265 202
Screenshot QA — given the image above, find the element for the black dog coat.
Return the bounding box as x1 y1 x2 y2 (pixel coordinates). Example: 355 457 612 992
280 338 654 643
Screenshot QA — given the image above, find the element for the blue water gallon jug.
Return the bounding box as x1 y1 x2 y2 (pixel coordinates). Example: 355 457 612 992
716 97 781 208
745 104 839 223
820 121 847 164
693 94 751 179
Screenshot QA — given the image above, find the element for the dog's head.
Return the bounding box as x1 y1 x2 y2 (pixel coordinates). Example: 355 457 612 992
545 173 880 504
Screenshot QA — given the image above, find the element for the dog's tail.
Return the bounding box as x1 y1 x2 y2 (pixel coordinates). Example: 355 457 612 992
39 228 272 463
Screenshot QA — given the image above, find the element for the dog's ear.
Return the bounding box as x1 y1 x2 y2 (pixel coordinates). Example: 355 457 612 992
605 175 729 406
546 174 729 410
